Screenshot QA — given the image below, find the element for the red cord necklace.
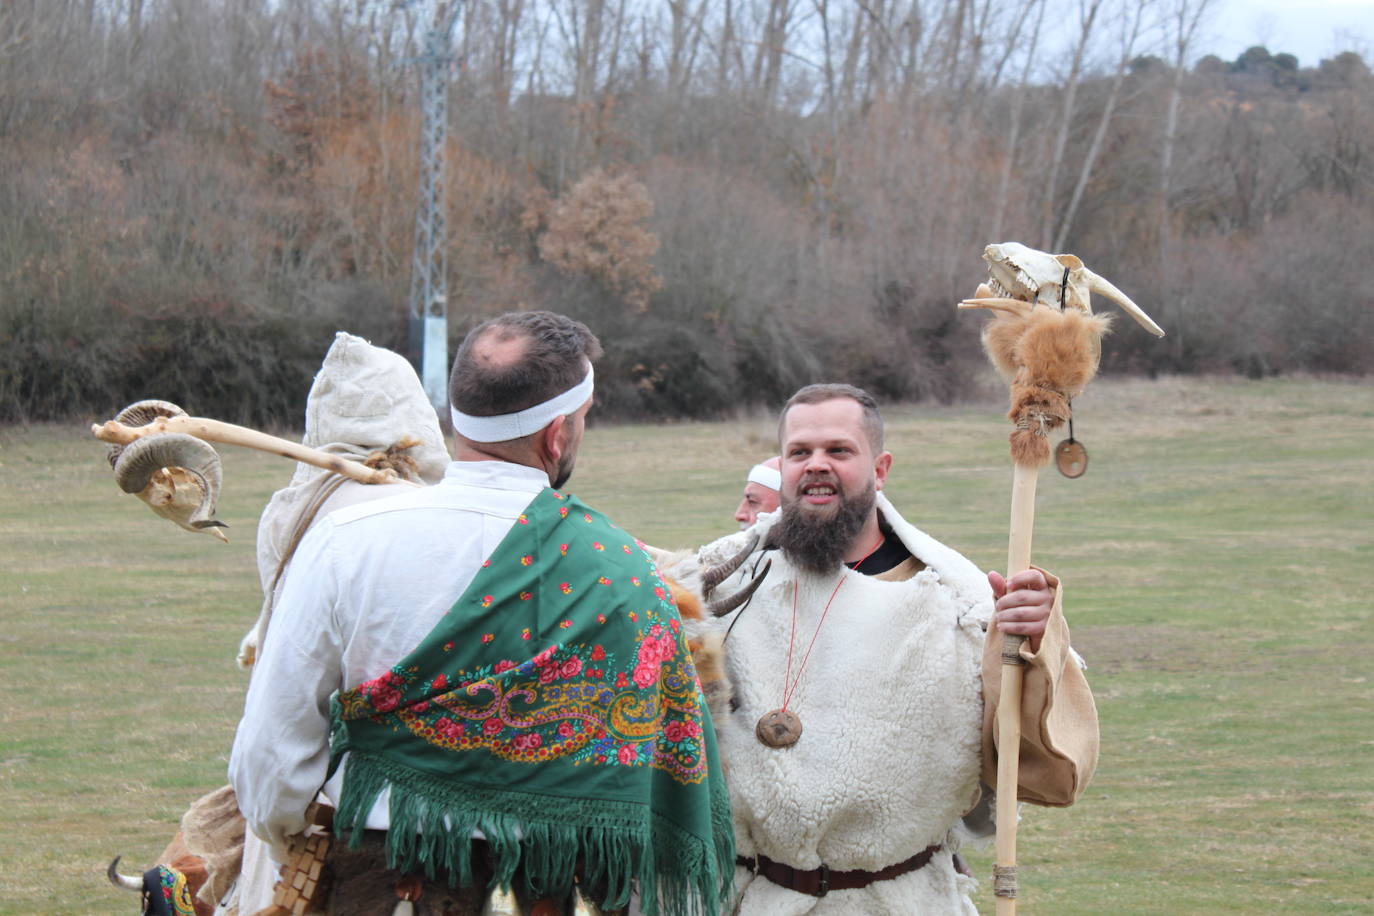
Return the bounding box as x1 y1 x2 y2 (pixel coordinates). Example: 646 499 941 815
755 533 885 748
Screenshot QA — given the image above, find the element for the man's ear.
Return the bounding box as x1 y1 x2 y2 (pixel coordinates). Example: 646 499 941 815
874 451 893 491
541 414 568 465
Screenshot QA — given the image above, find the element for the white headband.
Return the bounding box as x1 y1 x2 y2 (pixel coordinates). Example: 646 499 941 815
450 365 594 443
746 463 781 491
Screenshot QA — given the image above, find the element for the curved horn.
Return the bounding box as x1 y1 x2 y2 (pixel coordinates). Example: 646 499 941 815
958 297 1034 316
106 400 187 468
107 855 142 891
1081 268 1165 337
113 432 221 500
708 558 772 617
700 533 760 595
113 433 226 537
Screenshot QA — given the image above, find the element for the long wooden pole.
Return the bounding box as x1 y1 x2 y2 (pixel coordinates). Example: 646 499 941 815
995 461 1039 914
91 415 418 487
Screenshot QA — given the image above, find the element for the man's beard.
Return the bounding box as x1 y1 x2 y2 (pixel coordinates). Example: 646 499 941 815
552 452 576 489
774 477 876 574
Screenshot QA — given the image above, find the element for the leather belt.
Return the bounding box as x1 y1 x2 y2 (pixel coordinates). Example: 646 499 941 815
736 845 941 897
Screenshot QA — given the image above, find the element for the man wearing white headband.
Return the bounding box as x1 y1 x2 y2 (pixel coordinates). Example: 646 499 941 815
734 456 781 528
231 311 735 915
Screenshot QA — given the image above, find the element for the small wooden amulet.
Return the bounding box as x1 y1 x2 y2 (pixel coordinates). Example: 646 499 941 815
1055 438 1088 479
756 708 803 748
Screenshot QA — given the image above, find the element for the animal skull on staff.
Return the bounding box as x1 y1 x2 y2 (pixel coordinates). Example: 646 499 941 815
93 399 419 540
958 242 1164 914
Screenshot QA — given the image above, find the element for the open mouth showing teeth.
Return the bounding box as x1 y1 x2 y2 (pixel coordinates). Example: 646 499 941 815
988 276 1016 298
803 485 835 496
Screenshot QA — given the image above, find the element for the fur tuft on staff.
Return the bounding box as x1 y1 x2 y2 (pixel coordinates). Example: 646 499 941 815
962 284 1113 468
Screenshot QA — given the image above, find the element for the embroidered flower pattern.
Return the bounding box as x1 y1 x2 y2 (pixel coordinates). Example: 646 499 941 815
353 670 406 714
335 491 707 782
157 866 196 916
344 614 704 779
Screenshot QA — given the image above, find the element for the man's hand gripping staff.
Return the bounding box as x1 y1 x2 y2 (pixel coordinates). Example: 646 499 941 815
958 242 1165 914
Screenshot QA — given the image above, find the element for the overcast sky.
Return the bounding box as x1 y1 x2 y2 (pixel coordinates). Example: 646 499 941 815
1201 0 1373 66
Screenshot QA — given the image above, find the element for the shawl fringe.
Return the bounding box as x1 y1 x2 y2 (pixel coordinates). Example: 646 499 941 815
333 751 732 916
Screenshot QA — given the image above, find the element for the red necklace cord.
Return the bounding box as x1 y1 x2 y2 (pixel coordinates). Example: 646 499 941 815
780 533 885 713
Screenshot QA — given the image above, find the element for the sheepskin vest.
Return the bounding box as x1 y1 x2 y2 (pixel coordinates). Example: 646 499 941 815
703 493 991 914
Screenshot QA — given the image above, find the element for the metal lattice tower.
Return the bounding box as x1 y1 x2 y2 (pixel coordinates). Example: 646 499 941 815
407 2 461 412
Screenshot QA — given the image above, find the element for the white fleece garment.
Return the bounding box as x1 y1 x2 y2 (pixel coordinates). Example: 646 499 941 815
700 493 990 914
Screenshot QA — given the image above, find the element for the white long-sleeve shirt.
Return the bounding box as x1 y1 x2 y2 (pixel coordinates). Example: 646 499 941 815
228 460 549 856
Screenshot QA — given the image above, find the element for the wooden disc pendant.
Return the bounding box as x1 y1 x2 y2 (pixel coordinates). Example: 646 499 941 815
756 708 803 748
1055 438 1088 479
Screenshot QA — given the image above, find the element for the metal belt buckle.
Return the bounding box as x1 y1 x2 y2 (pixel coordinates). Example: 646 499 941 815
816 863 829 898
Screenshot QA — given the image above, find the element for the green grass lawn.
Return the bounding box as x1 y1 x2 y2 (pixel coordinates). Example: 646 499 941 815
1 375 1370 913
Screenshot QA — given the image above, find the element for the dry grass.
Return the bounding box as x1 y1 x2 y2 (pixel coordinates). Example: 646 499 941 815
1 375 1370 913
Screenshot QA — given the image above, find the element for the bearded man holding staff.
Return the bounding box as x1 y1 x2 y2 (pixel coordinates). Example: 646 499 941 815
692 383 1098 914
229 311 734 916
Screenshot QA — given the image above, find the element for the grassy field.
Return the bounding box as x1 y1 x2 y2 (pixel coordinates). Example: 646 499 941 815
1 375 1370 914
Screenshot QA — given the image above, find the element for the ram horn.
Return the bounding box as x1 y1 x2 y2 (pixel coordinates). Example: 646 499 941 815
113 432 228 539
106 400 187 469
106 855 141 891
701 533 774 618
707 558 771 617
1081 268 1166 337
700 532 760 594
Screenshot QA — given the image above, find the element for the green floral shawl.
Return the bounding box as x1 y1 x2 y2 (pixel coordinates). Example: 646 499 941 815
328 487 733 916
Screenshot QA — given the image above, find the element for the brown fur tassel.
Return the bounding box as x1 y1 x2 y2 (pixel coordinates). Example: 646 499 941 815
981 307 1112 468
666 579 731 721
364 436 425 481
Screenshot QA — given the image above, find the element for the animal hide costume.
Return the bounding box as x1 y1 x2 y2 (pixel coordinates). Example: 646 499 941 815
692 495 1098 914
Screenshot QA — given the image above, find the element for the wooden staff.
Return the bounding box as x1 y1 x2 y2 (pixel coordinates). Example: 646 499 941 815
958 244 1166 914
994 463 1037 913
92 413 416 487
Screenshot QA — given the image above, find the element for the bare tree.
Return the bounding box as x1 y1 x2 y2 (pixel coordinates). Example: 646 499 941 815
1158 0 1216 265
1053 0 1154 250
752 0 800 109
1038 0 1105 248
989 0 1047 240
665 0 709 99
